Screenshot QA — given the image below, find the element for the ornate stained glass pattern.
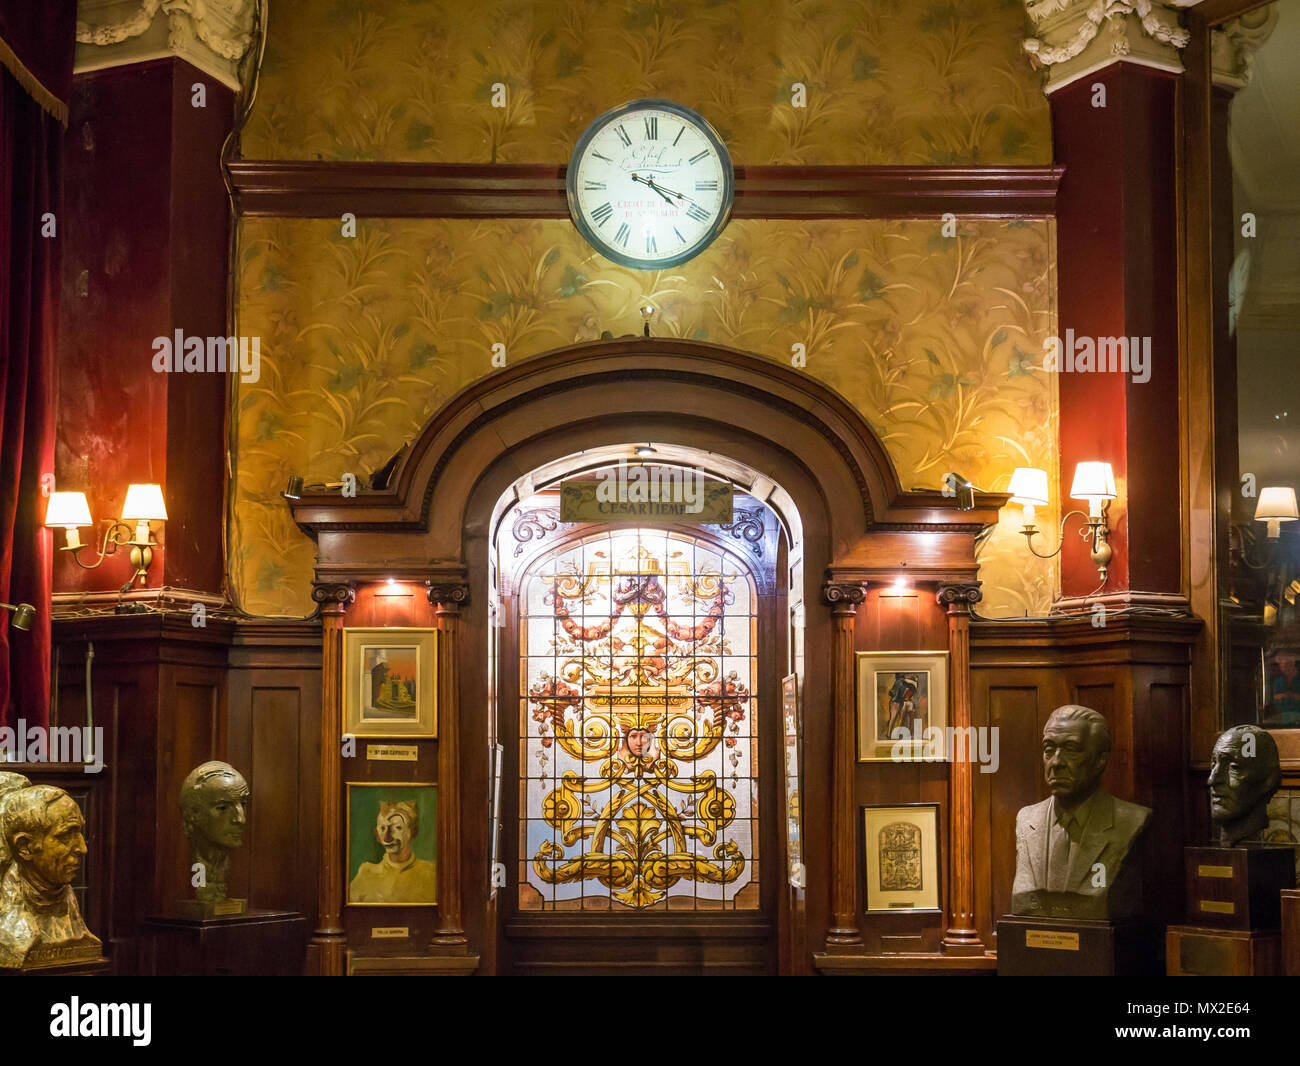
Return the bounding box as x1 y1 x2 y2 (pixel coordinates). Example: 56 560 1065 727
519 529 759 910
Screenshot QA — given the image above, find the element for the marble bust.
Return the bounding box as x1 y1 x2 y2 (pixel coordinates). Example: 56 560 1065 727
1012 705 1152 920
0 785 102 969
179 761 249 904
1208 725 1281 847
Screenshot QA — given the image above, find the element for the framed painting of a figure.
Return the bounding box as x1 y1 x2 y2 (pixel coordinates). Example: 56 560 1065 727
346 783 438 907
343 628 437 738
855 650 948 762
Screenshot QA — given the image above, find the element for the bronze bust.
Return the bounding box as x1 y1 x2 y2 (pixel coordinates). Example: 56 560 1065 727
0 771 32 880
179 761 249 904
1011 705 1152 920
1208 725 1281 847
0 785 102 969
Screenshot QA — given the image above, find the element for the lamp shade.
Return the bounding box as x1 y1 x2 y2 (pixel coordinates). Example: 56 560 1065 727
1008 467 1049 506
44 491 92 528
121 483 167 522
1255 487 1298 523
1069 461 1117 501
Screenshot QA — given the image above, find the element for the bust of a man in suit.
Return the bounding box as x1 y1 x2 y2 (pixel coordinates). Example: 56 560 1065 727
1012 705 1152 920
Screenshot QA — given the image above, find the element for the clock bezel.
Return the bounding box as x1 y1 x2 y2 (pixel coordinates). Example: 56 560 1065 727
565 98 735 271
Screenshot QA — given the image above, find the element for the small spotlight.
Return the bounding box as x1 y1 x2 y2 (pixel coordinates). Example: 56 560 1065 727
282 474 304 500
386 578 396 586
892 578 909 591
634 445 656 458
2 603 35 631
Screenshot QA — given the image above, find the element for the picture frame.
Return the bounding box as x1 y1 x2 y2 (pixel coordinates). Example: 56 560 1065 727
781 673 804 888
346 782 438 907
855 650 949 762
343 628 437 738
861 803 941 914
488 742 504 898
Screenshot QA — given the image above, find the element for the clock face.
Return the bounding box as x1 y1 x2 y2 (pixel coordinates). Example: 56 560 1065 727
566 99 734 270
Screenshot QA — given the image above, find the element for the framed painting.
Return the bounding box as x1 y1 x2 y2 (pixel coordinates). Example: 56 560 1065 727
343 628 437 738
861 803 941 914
855 650 948 762
781 673 804 888
346 783 437 907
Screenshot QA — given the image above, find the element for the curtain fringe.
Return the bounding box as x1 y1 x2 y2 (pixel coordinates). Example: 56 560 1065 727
0 36 69 126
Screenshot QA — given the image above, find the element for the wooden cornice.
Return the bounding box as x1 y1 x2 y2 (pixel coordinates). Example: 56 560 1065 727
228 161 1063 220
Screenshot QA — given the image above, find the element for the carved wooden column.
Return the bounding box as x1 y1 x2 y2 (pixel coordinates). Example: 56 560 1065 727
428 582 469 952
823 580 865 952
309 581 353 976
937 582 984 955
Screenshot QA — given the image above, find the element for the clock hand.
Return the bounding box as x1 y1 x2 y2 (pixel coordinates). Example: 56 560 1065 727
631 173 678 205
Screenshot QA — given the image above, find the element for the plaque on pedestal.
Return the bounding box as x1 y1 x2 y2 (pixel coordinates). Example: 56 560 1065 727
144 908 308 976
0 957 110 977
1166 925 1280 976
1183 845 1294 931
996 915 1160 976
175 898 247 921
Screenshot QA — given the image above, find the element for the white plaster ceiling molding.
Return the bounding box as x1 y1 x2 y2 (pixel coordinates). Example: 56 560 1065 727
1022 0 1192 93
1213 5 1281 88
75 0 254 89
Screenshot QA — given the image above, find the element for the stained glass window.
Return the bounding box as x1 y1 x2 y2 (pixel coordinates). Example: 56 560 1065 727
518 528 759 911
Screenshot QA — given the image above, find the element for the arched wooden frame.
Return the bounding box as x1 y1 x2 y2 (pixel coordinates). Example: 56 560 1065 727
291 339 1006 974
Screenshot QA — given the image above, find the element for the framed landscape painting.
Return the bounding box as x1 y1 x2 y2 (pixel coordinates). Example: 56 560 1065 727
343 628 437 738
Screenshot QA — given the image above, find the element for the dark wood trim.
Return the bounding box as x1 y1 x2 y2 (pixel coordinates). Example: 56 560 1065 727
228 161 1063 220
1194 0 1277 24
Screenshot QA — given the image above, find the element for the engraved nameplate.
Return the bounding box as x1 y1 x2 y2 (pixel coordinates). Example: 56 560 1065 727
888 902 914 909
1197 864 1234 879
370 926 409 939
213 900 244 916
367 744 419 762
1199 900 1235 915
1025 930 1080 951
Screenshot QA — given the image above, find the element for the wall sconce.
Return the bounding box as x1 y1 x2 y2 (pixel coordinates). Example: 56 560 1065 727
0 602 35 630
45 484 168 592
1010 462 1116 582
1254 487 1298 539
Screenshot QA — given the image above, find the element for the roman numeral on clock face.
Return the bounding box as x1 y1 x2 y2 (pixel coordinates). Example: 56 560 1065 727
584 180 606 191
673 126 685 146
695 180 718 191
689 150 709 165
686 203 710 223
644 116 658 140
615 125 632 147
615 223 630 247
592 151 613 163
590 202 613 226
646 235 657 254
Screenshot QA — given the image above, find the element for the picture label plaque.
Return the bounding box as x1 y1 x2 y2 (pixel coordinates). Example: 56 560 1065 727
1199 899 1235 915
370 926 409 939
1197 864 1234 879
367 744 419 761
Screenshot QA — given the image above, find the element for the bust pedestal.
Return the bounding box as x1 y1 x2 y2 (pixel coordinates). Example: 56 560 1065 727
996 915 1159 976
144 908 307 976
1165 845 1294 976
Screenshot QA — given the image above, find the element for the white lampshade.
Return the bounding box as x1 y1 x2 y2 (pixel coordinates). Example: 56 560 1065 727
1255 487 1298 523
121 483 167 522
44 491 92 528
1069 462 1116 502
1008 467 1049 506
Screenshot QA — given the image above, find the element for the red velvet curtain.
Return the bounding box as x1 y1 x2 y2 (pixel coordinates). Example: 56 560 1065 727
0 3 74 729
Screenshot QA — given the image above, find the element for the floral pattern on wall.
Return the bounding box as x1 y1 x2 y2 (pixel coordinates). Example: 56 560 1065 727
241 0 1050 165
233 216 1058 617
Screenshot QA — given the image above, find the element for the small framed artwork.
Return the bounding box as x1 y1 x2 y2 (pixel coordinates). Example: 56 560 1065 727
489 743 504 898
344 628 437 738
856 650 948 762
346 783 438 907
781 673 804 888
861 803 941 914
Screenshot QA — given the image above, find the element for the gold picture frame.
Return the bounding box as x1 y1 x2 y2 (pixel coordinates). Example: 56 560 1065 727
344 628 437 738
856 650 948 762
861 803 941 914
782 673 804 888
346 782 438 907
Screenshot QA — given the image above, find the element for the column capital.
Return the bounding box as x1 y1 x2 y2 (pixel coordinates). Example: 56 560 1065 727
1022 0 1190 94
936 582 983 611
1211 6 1279 89
426 582 470 609
311 581 356 608
822 581 866 614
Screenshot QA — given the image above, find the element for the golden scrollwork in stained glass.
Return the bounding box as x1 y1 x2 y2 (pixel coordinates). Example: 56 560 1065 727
522 533 757 909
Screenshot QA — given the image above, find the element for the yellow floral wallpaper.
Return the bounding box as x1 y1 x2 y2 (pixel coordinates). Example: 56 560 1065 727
232 216 1059 617
242 0 1050 165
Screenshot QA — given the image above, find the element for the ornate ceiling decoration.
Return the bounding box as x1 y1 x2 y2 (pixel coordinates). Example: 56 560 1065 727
75 0 255 89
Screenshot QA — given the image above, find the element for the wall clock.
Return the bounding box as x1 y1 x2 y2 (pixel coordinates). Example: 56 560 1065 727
566 99 734 270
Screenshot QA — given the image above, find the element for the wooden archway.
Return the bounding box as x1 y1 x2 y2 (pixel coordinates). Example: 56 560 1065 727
289 338 1006 975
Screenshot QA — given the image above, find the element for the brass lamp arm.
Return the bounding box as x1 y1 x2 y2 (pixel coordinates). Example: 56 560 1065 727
1019 505 1114 582
60 519 136 570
